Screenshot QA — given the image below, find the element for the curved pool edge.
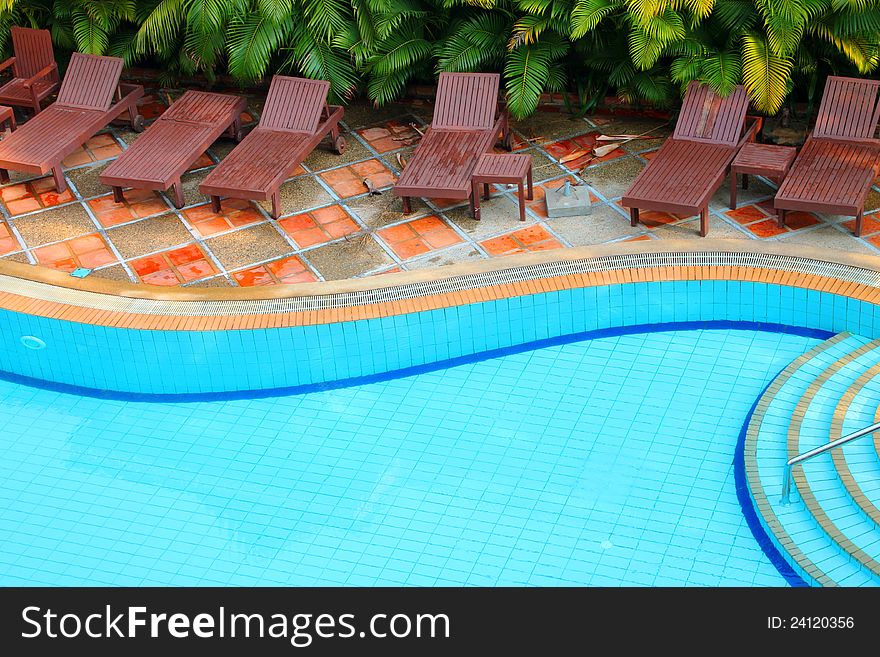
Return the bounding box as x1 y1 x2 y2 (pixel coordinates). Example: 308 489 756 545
3 238 880 395
734 378 811 588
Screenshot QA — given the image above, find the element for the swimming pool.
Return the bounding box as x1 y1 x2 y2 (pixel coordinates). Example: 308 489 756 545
0 326 821 586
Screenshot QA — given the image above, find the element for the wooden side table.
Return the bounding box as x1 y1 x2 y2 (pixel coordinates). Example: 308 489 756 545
0 105 16 133
730 142 796 210
471 153 533 221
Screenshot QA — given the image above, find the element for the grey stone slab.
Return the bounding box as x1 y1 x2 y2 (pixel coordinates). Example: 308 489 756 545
306 235 394 280
257 175 334 217
204 223 293 270
579 156 645 200
446 195 531 241
13 203 96 247
106 213 193 259
547 203 643 245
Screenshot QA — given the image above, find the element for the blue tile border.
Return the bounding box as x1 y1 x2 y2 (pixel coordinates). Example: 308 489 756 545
0 320 833 403
734 379 810 588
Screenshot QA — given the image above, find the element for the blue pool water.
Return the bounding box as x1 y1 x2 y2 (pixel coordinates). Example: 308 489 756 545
0 328 820 586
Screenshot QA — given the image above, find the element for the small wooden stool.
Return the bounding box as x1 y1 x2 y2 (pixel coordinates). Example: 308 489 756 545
0 105 16 133
730 142 796 211
472 153 533 221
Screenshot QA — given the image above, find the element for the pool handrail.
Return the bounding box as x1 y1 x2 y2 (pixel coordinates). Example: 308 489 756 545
781 421 880 503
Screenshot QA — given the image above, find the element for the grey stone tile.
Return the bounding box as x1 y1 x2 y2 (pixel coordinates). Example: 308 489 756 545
346 192 430 229
258 176 334 216
546 203 643 245
66 162 111 199
90 264 134 282
446 195 531 241
204 223 293 270
13 203 95 247
306 235 393 280
580 156 645 200
776 224 876 255
106 213 193 259
404 243 484 269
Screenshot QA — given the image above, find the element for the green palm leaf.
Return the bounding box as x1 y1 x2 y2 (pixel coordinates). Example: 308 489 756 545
741 32 792 113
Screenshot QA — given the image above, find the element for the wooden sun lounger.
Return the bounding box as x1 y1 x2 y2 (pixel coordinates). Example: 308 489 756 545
0 53 143 192
393 72 510 214
0 26 60 115
621 82 759 236
199 76 344 218
774 76 880 236
101 90 246 208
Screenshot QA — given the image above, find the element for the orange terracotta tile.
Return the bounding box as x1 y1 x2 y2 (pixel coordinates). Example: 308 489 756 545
378 224 416 244
5 196 40 215
512 224 553 246
233 267 274 287
747 219 787 238
725 205 768 224
176 258 215 281
320 160 397 198
481 234 522 256
0 235 19 254
33 242 71 264
624 235 652 242
77 247 116 268
90 144 123 161
37 189 75 207
391 238 431 259
279 270 319 284
69 234 107 255
183 200 262 236
130 253 167 277
288 226 327 248
784 211 820 230
0 183 31 201
167 244 206 265
61 149 92 167
141 269 180 286
844 213 880 235
267 256 309 279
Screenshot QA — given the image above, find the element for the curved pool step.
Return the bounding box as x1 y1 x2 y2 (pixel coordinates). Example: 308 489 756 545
745 332 880 586
788 338 880 585
832 365 880 531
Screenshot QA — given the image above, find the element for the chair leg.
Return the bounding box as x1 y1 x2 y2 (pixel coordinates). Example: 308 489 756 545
483 183 490 200
630 207 639 227
51 166 67 193
271 191 281 220
518 183 526 222
210 195 221 213
729 172 737 210
401 197 412 214
472 182 481 221
526 169 533 200
742 173 749 190
777 209 786 228
0 169 8 184
112 186 124 203
171 181 184 208
855 210 863 237
700 207 708 237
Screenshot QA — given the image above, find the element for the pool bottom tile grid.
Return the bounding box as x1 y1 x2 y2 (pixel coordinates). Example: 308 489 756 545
0 328 820 586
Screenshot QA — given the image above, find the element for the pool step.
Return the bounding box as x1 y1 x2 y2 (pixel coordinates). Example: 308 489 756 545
745 332 880 586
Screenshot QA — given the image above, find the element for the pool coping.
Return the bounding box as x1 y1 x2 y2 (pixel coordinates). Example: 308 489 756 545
5 239 880 329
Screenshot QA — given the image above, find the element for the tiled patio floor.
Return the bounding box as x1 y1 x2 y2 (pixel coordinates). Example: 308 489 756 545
1 88 879 287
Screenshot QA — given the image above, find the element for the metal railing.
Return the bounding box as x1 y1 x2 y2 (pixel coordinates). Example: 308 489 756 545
781 421 880 503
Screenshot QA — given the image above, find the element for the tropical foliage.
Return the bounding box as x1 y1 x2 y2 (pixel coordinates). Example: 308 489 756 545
0 0 878 117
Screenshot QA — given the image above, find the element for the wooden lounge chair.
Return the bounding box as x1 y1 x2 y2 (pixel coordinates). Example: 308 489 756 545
774 76 880 236
621 82 758 236
101 90 246 208
394 72 510 214
0 26 60 115
199 76 344 219
0 53 143 192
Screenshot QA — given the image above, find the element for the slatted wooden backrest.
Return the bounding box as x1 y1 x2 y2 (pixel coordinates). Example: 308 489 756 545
10 26 56 79
432 72 500 130
260 76 330 133
673 81 749 145
813 76 880 141
55 53 123 111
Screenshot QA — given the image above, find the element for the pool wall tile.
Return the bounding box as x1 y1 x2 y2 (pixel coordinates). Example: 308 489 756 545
0 279 876 394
